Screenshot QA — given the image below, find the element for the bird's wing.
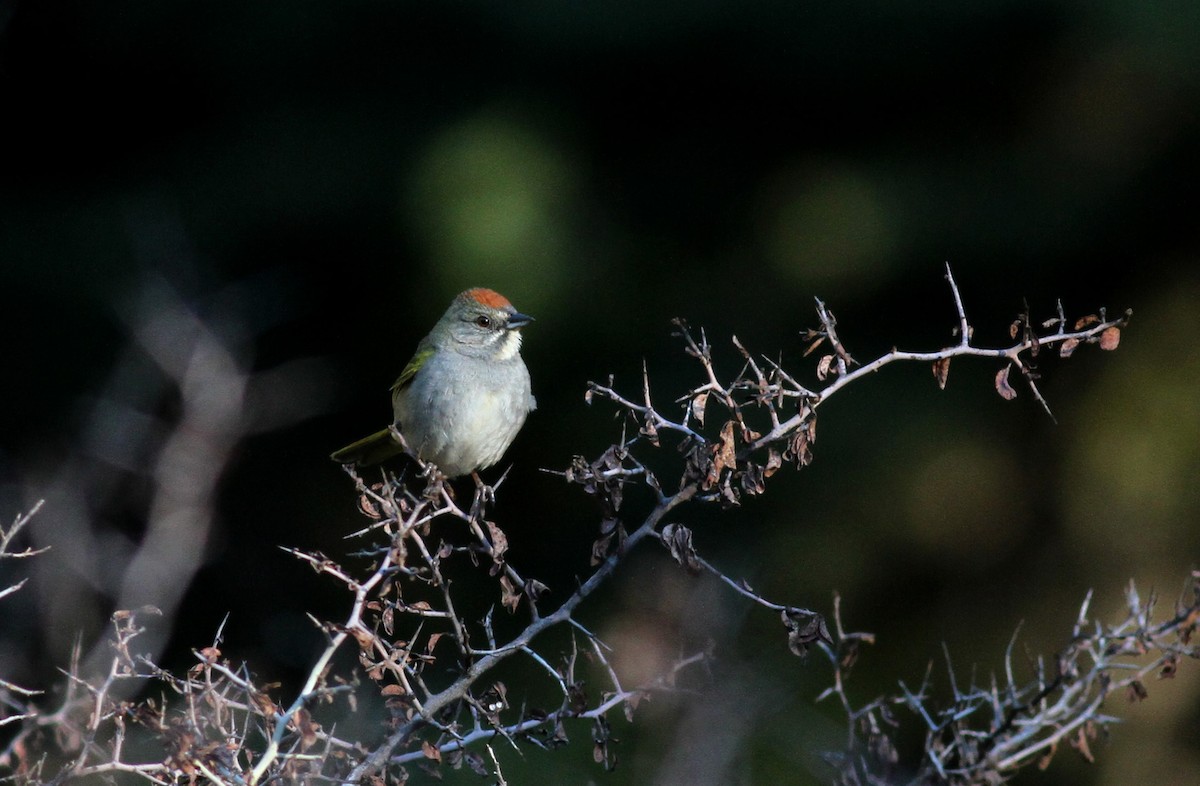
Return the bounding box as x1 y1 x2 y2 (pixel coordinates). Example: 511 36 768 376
390 345 435 394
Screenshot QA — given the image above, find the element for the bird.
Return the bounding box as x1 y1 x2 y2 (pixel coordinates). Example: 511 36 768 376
330 288 536 477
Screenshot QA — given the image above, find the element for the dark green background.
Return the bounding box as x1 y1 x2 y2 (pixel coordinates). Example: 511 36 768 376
2 2 1198 783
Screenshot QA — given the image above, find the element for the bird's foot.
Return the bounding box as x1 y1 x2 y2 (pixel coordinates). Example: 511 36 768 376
469 471 497 516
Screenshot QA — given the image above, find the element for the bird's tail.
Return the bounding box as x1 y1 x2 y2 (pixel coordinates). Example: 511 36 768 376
329 428 404 466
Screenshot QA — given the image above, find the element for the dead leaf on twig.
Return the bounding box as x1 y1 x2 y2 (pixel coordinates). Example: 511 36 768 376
932 357 950 390
995 365 1018 400
661 523 702 575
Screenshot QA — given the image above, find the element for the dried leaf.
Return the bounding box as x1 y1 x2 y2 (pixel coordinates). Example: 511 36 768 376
293 707 318 751
357 494 382 519
499 575 521 613
1037 739 1058 770
932 357 950 390
740 462 766 495
524 578 550 603
705 421 737 489
1127 680 1148 702
465 751 488 776
764 447 783 478
816 354 834 381
1099 326 1120 350
1070 725 1095 763
785 419 816 467
802 333 826 357
640 415 659 446
421 740 442 763
995 365 1018 400
567 681 588 714
485 520 508 564
782 607 832 658
382 605 394 637
1059 337 1079 358
1074 314 1101 330
591 533 613 566
1160 654 1178 678
661 523 702 575
690 392 708 426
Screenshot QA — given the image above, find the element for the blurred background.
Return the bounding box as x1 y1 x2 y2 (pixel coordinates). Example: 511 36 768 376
1 1 1198 783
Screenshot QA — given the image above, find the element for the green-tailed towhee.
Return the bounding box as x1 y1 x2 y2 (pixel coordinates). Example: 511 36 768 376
331 288 536 476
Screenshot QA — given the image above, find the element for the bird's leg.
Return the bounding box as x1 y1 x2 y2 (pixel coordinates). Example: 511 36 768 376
421 463 450 501
470 471 497 518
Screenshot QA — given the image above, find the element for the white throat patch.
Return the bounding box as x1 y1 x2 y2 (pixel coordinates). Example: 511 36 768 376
494 329 523 361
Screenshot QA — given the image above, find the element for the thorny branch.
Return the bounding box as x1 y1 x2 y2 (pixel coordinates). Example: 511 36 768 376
816 575 1200 785
2 267 1162 786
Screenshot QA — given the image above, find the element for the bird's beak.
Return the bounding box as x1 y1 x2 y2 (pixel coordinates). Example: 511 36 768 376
507 311 534 329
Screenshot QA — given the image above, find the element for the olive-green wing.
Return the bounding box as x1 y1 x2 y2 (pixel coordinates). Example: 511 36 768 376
390 346 435 394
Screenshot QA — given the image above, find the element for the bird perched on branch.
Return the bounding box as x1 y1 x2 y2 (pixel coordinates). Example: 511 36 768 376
331 288 536 477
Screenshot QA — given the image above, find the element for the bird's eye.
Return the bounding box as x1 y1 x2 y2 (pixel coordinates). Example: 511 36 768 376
475 315 492 328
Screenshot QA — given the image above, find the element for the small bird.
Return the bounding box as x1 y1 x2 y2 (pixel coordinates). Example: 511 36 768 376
331 288 536 477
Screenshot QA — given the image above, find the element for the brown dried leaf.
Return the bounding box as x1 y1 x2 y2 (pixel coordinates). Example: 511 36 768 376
802 333 826 357
382 605 395 637
463 751 488 776
764 447 783 478
1160 654 1178 678
591 533 613 566
782 607 832 658
640 415 659 447
499 575 521 613
1127 680 1148 702
381 684 406 696
485 520 508 563
421 740 442 763
293 707 318 751
524 578 550 603
1059 337 1079 358
785 419 816 467
705 421 737 489
740 462 766 495
816 354 834 381
567 681 588 714
1070 725 1095 763
1037 740 1058 770
932 357 950 390
690 392 708 426
1074 314 1101 330
661 523 702 575
1099 326 1120 350
995 365 1018 400
350 627 375 651
357 494 382 519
